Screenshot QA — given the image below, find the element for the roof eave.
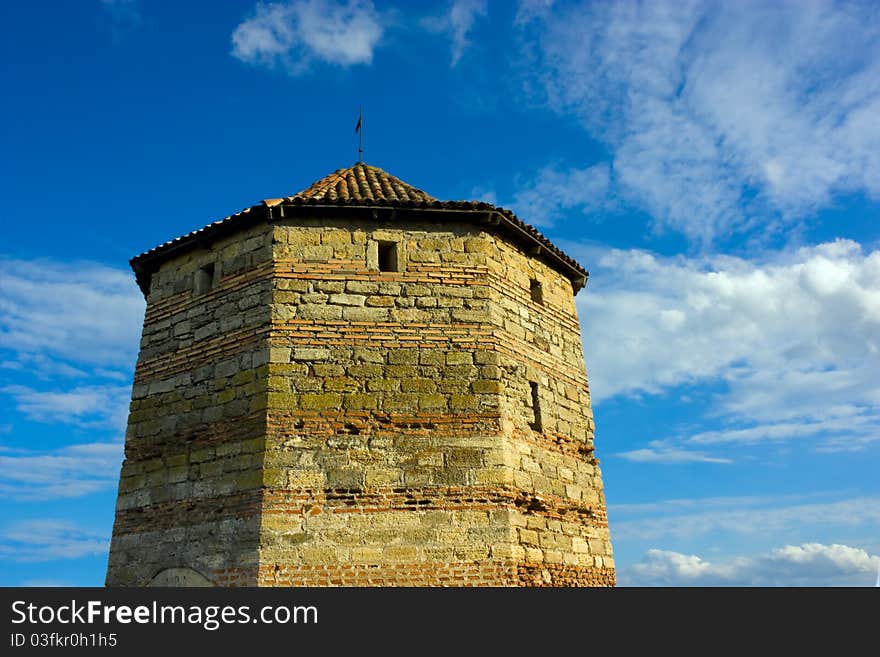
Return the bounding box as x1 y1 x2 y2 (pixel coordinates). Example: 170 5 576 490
130 202 271 297
129 200 589 299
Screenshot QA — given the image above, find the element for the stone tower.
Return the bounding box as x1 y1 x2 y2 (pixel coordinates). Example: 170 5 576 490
106 163 615 587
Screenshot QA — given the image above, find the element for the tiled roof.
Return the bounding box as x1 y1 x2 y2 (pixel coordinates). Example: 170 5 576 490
131 162 589 295
286 163 437 204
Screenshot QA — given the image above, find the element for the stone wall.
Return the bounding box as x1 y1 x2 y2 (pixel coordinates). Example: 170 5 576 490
487 237 614 585
106 223 275 586
107 212 614 586
260 219 510 585
258 217 613 586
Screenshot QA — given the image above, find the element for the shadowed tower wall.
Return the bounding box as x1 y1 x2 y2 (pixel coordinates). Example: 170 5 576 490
106 223 275 586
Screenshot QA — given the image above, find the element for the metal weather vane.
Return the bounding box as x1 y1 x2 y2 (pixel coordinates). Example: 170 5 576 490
355 108 364 162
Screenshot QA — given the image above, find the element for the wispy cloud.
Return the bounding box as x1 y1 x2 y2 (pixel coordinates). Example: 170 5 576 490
0 441 123 500
0 520 109 562
3 384 131 430
573 239 880 456
99 0 142 25
611 492 829 516
505 163 610 228
1 354 89 381
622 542 880 586
617 445 731 465
0 258 144 370
99 0 142 42
20 579 75 587
423 0 488 66
514 0 555 26
231 0 384 74
611 495 880 542
519 0 880 244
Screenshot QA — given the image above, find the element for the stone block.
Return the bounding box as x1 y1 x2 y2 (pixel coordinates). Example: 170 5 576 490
451 309 486 323
301 547 339 565
284 229 321 247
351 547 383 562
326 467 363 488
449 394 478 409
401 378 436 393
299 245 334 262
388 349 418 365
321 229 351 246
365 467 400 486
471 380 503 394
312 363 344 377
446 352 473 365
353 348 384 363
323 376 359 392
343 393 376 410
296 304 342 321
329 293 366 306
384 393 420 412
315 280 345 293
524 547 544 563
464 237 491 254
292 347 330 361
342 307 389 322
366 379 398 392
346 281 379 294
384 546 419 562
277 279 310 292
347 363 383 377
300 393 342 410
519 529 539 546
418 393 447 409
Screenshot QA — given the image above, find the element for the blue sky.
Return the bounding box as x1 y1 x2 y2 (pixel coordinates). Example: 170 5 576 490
1 0 878 586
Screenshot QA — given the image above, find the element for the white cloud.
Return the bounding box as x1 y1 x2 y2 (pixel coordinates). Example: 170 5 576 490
623 543 880 586
573 239 880 455
514 0 554 26
0 441 123 500
0 354 89 380
611 495 880 543
617 445 731 465
0 520 109 562
520 0 880 244
99 0 141 27
20 579 75 587
0 258 144 370
423 0 488 66
2 384 131 430
231 0 384 74
505 163 610 227
611 492 828 516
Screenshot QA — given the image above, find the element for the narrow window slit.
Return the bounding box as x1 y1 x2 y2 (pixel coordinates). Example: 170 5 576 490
194 262 215 295
378 241 399 272
530 278 543 304
529 381 543 431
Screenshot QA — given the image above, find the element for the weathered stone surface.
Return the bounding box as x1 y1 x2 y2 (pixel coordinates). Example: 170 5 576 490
107 214 614 588
329 293 366 307
291 348 330 361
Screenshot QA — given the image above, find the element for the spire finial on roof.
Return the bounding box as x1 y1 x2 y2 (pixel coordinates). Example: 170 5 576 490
355 107 364 163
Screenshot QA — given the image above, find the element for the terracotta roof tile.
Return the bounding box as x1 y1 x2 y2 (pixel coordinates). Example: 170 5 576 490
290 163 437 204
130 162 589 295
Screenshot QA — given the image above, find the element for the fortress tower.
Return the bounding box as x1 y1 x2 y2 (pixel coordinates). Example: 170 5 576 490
106 163 615 587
